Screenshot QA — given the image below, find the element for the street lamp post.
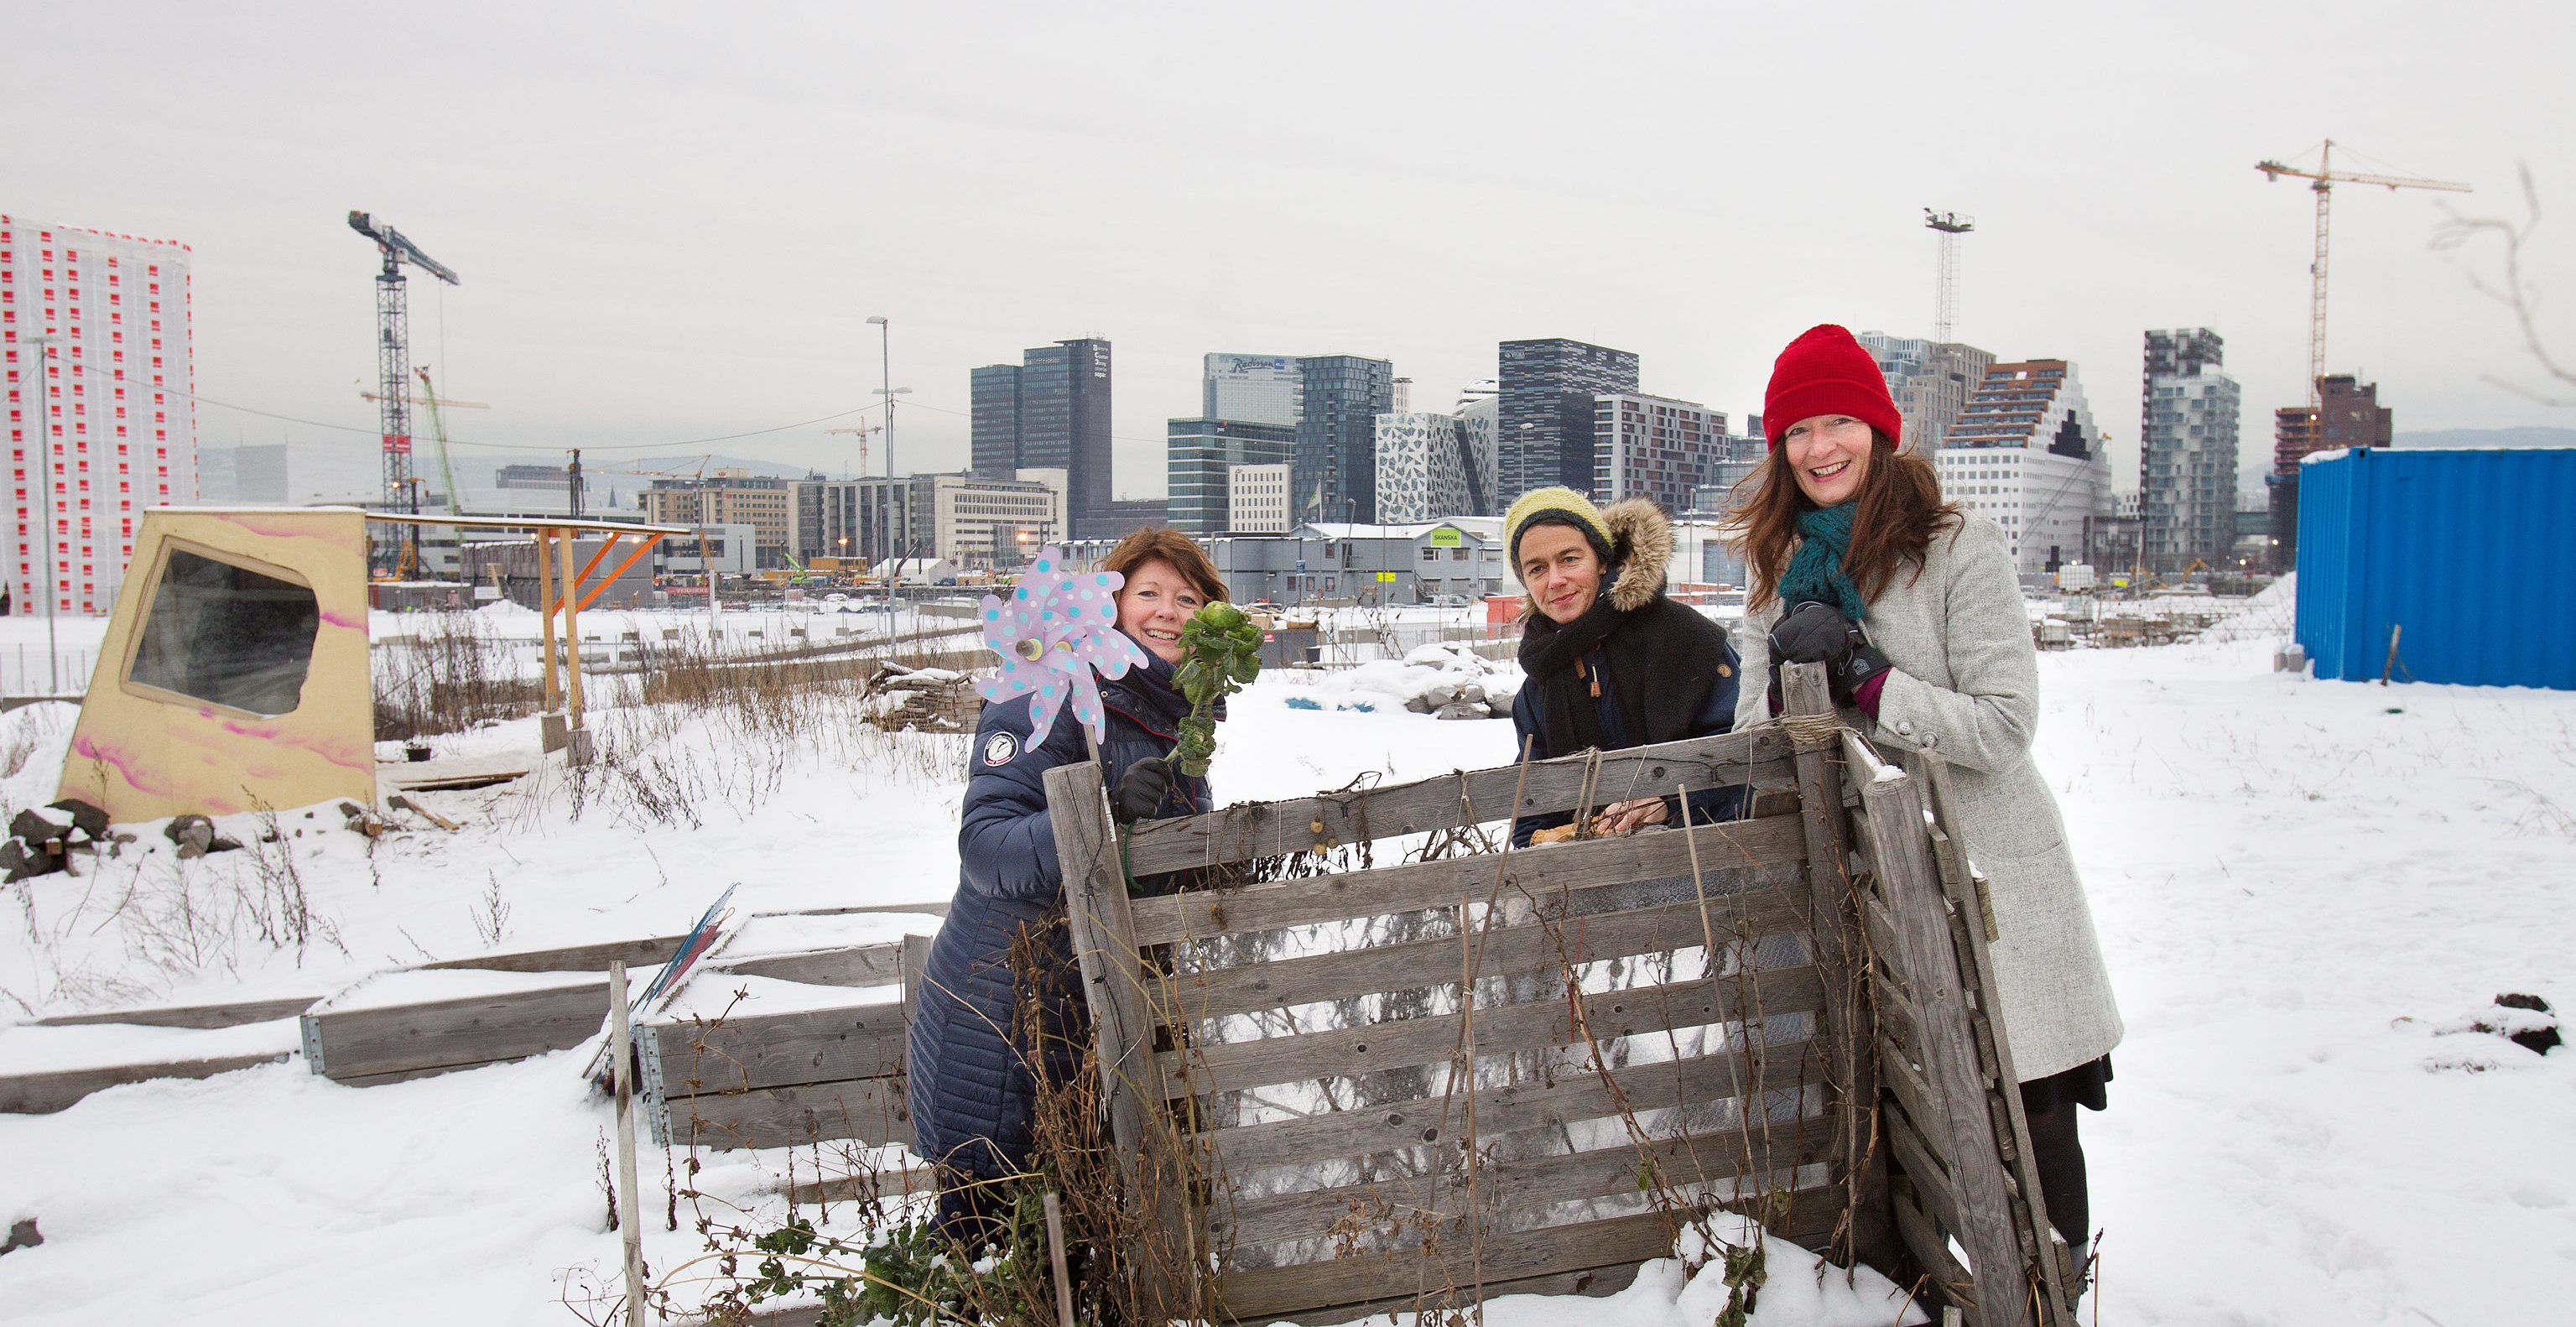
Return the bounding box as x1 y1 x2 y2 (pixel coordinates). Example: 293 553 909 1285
25 334 62 693
865 315 909 634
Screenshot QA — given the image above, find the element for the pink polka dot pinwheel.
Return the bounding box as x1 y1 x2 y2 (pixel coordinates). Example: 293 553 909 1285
975 547 1153 750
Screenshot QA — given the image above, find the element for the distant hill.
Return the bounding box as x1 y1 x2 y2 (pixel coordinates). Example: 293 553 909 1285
2391 425 2576 450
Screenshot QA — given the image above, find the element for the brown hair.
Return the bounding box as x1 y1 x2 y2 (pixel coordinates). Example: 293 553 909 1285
1100 526 1229 605
1733 429 1961 613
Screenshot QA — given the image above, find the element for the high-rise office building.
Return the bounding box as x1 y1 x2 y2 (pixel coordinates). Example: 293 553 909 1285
1168 418 1295 536
1228 463 1293 533
1454 380 1499 514
1293 354 1394 523
2266 373 2389 570
979 338 1112 534
1499 338 1638 502
1203 353 1304 429
1373 409 1493 524
1944 360 2114 575
2139 329 2242 573
1858 332 1996 454
1594 393 1728 517
969 364 1023 479
1 215 197 615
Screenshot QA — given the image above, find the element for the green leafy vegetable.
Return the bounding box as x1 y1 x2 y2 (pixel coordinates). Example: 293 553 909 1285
1168 601 1264 777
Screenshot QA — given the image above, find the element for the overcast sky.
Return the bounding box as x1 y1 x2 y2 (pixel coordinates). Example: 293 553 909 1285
8 2 2572 503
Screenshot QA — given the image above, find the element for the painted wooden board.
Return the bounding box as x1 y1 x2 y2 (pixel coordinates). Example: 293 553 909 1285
641 1000 908 1098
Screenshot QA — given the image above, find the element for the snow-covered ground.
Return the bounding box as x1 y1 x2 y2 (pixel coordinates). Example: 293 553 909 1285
1 593 2571 1324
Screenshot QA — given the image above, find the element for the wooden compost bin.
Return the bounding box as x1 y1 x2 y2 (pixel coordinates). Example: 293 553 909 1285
1045 663 2076 1327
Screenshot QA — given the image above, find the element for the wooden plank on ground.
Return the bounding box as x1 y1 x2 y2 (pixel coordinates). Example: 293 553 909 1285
1209 1033 1822 1173
705 942 903 989
1166 891 1808 1023
34 996 320 1030
642 1000 908 1097
420 934 690 975
754 900 953 921
658 1075 914 1153
1125 728 1796 875
1130 813 1807 945
304 976 609 1081
0 1052 289 1113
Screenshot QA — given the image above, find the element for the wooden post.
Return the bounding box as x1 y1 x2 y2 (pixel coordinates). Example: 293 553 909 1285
1042 1189 1077 1327
537 528 559 713
608 960 646 1327
1777 662 1894 1269
558 527 588 730
1046 760 1199 1320
1855 764 2035 1327
2380 622 2402 686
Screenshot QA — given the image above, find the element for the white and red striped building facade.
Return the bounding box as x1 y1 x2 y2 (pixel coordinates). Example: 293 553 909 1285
0 216 197 616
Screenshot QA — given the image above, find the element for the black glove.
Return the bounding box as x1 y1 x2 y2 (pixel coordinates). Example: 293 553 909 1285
1768 601 1892 706
1111 755 1175 823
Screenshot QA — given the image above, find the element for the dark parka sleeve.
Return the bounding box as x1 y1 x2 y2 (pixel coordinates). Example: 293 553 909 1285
955 695 1090 905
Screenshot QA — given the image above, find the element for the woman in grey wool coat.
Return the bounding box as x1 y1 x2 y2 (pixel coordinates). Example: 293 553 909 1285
1731 324 2124 1274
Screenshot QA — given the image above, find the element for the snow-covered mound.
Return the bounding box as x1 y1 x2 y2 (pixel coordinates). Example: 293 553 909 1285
1278 640 1522 719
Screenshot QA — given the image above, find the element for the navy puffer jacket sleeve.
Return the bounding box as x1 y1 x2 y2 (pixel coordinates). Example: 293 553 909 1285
955 695 1086 904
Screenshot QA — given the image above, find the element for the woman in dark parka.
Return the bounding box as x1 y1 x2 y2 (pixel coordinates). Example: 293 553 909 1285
1503 486 1745 843
905 528 1227 1241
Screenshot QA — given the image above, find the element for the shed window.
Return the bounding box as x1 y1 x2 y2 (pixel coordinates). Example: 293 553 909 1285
126 549 319 716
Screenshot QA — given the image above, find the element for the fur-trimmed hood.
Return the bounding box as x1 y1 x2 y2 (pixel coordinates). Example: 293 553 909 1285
1520 497 1673 618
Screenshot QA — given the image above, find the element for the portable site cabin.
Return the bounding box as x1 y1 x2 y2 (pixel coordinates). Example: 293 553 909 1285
56 507 686 824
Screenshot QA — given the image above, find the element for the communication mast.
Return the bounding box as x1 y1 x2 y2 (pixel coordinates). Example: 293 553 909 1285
1924 210 1975 342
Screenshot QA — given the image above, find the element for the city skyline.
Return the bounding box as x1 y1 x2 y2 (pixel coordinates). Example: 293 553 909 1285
5 5 2569 508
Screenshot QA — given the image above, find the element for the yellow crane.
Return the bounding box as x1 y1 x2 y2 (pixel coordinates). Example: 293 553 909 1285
2256 141 2470 404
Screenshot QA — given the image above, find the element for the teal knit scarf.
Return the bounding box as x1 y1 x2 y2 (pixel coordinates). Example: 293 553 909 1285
1778 502 1868 621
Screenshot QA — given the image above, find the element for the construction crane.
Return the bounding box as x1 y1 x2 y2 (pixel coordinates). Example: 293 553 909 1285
824 420 879 478
2256 142 2469 403
359 370 485 516
347 210 461 574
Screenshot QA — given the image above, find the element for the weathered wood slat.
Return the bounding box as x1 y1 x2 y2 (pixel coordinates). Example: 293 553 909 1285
707 942 903 989
1213 1113 1840 1253
304 978 609 1081
1863 896 1907 978
0 1052 289 1113
1216 1186 1850 1322
1216 1207 1684 1320
1208 1033 1821 1173
1125 728 1796 875
1873 971 1923 1064
1163 963 1827 1102
1892 1181 1973 1306
1131 814 1806 945
1270 1260 1642 1327
1050 761 1204 1321
1782 665 1892 1271
1164 890 1808 1023
34 996 320 1030
643 1001 908 1097
1881 1047 1943 1157
754 899 953 921
1884 1101 1960 1231
1856 765 2035 1327
420 935 689 975
657 1075 913 1152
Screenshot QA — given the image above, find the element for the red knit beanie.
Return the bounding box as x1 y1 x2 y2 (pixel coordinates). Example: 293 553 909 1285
1762 324 1902 450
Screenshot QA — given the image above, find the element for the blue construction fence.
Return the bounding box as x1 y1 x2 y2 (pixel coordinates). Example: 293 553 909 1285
2294 446 2576 690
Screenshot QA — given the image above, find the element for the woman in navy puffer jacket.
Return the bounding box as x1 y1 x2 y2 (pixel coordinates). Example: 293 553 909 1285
906 528 1228 1241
